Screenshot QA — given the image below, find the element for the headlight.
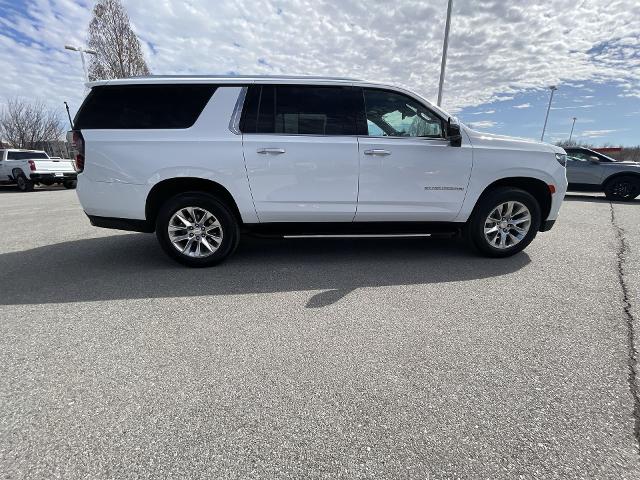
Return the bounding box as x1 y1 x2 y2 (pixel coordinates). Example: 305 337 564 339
555 153 567 167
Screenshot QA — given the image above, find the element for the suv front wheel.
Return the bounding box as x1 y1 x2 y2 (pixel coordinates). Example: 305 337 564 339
467 187 541 257
156 192 240 267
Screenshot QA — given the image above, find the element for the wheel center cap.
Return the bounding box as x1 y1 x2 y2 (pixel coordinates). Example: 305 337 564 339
499 220 508 229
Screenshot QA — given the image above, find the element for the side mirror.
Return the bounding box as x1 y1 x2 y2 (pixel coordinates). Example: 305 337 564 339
589 156 600 164
447 118 462 147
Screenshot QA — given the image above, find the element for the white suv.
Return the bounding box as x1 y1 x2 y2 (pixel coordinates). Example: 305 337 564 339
69 75 567 267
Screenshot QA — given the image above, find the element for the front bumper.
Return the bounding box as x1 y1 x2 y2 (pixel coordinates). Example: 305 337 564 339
540 219 556 232
30 172 77 182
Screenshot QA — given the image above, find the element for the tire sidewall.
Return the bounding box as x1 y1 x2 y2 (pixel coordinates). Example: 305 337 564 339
156 193 239 267
16 174 33 192
604 176 640 201
469 188 542 257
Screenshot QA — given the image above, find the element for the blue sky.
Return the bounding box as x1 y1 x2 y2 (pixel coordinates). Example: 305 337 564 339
458 81 640 146
0 0 639 146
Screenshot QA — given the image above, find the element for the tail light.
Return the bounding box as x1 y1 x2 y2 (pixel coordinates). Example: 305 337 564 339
67 130 85 173
28 160 36 171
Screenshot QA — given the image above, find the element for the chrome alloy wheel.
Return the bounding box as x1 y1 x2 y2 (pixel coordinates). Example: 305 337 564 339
483 201 531 250
168 206 223 258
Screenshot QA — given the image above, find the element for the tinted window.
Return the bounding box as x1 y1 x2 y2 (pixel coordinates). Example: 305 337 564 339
240 85 361 135
74 85 217 129
363 89 443 138
8 151 49 160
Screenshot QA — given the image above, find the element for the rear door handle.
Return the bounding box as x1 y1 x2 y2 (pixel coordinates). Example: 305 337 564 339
257 148 286 155
364 149 391 156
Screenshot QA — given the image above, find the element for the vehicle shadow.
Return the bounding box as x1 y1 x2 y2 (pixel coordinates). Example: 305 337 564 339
564 193 640 204
0 234 531 308
0 185 69 194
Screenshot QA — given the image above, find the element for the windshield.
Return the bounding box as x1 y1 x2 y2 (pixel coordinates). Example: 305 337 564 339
7 151 49 160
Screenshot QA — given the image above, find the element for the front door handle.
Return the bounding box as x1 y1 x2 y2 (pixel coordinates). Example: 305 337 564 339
364 149 391 156
257 148 286 155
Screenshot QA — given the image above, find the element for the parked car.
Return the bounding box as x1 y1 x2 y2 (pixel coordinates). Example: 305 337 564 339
0 149 77 191
565 147 640 201
69 75 567 267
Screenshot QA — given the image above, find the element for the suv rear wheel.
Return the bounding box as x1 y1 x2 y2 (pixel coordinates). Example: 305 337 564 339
467 187 541 257
604 176 640 201
156 192 240 267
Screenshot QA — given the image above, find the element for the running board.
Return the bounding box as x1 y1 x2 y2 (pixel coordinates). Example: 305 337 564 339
243 222 463 237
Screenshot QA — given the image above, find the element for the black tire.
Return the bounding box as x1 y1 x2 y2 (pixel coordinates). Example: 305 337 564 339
603 176 640 201
155 192 240 267
15 174 34 192
63 180 77 189
466 187 541 258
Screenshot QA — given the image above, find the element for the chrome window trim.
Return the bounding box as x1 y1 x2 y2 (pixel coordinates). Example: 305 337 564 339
228 86 248 135
240 132 449 143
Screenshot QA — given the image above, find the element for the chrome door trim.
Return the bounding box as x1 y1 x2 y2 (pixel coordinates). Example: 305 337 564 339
228 86 248 135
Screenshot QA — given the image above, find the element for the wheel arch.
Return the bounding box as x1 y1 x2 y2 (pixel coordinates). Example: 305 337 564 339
145 177 243 228
475 177 552 228
602 171 640 187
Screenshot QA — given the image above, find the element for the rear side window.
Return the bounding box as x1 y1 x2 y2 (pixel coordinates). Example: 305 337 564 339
8 151 49 160
240 85 362 135
74 85 217 129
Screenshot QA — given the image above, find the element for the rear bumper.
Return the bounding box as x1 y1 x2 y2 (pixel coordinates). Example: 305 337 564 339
30 172 77 182
87 214 154 233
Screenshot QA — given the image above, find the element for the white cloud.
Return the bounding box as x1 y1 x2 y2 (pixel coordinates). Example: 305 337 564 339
468 120 498 129
468 109 496 115
581 129 618 138
0 0 639 119
551 104 595 110
513 103 531 109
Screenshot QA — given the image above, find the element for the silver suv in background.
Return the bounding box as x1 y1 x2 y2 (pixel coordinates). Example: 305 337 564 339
565 147 640 201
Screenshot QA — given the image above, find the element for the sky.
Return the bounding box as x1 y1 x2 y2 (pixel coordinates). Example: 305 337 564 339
0 0 639 146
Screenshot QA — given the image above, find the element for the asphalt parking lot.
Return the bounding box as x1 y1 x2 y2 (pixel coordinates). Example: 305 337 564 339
1 186 639 479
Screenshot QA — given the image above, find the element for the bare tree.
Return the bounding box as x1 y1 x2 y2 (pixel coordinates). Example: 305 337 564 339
0 98 65 153
87 0 151 81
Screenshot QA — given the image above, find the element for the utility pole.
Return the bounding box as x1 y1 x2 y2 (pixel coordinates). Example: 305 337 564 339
64 45 97 84
569 117 577 142
437 0 453 107
63 102 73 129
541 85 558 142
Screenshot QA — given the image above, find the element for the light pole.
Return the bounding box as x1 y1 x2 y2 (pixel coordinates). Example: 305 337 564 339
569 117 577 142
64 45 97 83
437 0 453 107
540 85 558 142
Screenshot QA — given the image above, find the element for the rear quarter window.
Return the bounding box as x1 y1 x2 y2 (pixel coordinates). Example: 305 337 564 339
74 84 217 129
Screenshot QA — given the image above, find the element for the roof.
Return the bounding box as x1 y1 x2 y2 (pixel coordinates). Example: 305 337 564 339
88 74 364 87
2 148 46 152
85 75 451 119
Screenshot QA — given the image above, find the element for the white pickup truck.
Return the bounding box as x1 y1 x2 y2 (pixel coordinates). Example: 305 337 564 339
0 149 77 191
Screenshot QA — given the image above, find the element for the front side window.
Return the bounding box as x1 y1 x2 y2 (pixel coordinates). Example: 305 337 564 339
363 89 443 138
240 85 361 135
568 150 599 162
